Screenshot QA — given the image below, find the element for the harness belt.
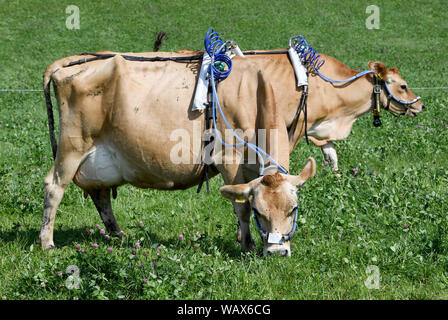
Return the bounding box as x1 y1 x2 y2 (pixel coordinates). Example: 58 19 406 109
288 84 310 144
372 73 421 126
373 74 382 127
197 80 218 194
252 187 298 244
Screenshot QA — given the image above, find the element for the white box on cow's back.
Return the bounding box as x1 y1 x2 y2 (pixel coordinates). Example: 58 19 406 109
192 53 211 112
288 47 308 87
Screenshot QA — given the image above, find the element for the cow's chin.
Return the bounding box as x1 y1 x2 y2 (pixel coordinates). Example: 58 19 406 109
263 242 291 257
405 108 420 117
388 105 418 117
390 102 423 118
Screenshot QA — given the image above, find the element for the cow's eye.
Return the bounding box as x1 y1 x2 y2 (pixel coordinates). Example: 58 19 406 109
400 84 407 91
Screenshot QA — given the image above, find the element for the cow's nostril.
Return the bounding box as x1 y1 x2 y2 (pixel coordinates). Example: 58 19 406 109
421 105 425 110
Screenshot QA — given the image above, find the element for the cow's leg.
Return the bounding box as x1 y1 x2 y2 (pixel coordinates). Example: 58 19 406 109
214 71 289 252
215 153 257 252
233 200 256 251
321 142 339 171
89 188 121 235
39 154 83 249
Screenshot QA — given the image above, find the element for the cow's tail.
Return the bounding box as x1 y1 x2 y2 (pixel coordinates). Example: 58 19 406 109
43 66 58 160
153 31 167 52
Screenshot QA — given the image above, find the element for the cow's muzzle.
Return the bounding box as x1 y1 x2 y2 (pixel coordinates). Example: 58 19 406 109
264 244 291 257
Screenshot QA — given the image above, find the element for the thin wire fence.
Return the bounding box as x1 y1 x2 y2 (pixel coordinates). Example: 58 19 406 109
0 87 447 93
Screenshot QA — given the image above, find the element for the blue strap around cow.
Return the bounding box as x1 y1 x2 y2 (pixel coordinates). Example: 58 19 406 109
252 206 298 244
383 81 421 105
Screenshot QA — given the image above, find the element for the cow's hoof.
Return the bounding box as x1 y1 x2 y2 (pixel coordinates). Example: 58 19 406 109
106 228 123 238
330 164 339 171
242 237 256 252
41 243 56 250
38 237 55 250
248 240 256 251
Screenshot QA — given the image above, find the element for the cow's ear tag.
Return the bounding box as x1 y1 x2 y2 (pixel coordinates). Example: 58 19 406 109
267 232 283 244
234 198 246 203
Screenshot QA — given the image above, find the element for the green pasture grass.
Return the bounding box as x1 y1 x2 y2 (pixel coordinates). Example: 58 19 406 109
0 0 447 299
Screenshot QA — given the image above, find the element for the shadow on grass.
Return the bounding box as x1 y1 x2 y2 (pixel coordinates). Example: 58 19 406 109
0 227 259 259
0 227 90 248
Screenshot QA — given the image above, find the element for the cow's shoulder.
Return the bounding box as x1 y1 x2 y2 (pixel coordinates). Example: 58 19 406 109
50 54 126 93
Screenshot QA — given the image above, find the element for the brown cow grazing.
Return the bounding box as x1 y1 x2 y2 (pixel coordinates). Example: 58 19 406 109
39 50 316 255
39 45 423 255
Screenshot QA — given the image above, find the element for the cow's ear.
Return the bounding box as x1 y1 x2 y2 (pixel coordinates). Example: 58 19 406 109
220 184 252 203
389 67 399 74
368 61 387 79
287 157 316 187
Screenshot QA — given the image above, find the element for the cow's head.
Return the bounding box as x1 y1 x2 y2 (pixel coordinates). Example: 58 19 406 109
369 61 424 116
220 157 316 257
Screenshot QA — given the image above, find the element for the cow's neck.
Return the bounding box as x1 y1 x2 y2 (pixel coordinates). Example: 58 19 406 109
299 71 375 144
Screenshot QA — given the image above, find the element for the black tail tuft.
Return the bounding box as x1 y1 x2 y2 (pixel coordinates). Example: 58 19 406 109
153 31 167 52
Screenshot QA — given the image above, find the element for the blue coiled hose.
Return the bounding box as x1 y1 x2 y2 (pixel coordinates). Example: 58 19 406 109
204 28 232 80
292 35 375 83
293 36 325 71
